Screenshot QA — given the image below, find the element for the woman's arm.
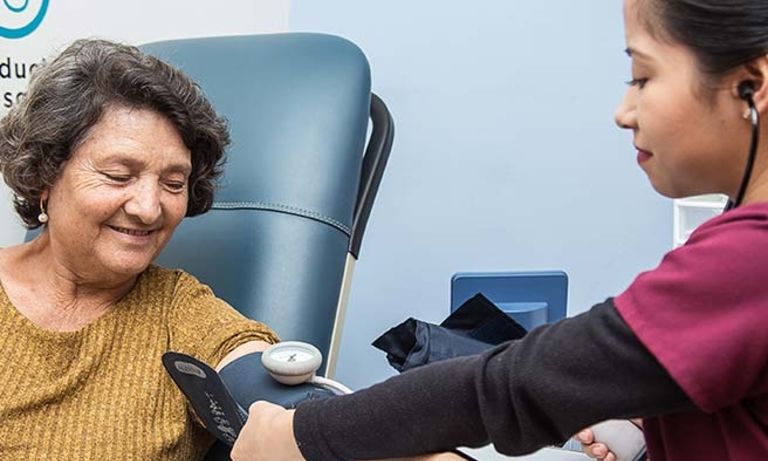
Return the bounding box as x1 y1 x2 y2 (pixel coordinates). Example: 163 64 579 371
216 340 273 371
233 299 693 461
231 402 467 461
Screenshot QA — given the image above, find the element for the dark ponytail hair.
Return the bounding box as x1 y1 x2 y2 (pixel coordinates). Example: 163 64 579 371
643 0 768 77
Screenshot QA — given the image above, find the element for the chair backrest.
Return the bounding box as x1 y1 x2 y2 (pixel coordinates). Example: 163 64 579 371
139 33 391 375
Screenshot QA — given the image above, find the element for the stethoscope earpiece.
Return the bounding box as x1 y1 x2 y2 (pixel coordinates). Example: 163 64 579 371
729 80 760 210
738 80 756 102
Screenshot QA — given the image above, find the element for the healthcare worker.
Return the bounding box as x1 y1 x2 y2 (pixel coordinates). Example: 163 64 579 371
231 1 768 460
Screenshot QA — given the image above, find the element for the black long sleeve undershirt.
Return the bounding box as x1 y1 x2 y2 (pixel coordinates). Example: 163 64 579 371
293 299 695 461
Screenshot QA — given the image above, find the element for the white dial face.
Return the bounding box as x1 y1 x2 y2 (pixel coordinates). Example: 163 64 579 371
271 349 315 363
262 341 323 383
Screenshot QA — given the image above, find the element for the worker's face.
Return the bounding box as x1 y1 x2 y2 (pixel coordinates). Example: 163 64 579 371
614 0 752 199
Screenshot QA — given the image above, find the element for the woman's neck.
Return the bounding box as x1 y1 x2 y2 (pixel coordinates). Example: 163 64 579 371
740 155 768 205
0 239 138 332
733 126 768 205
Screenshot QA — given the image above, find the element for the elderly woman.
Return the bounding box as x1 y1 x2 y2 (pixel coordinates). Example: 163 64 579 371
0 39 278 459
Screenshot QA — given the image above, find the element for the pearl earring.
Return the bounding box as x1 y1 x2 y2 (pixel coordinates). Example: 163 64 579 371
38 198 48 224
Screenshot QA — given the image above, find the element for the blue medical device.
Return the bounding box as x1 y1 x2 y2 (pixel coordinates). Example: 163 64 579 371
451 271 568 331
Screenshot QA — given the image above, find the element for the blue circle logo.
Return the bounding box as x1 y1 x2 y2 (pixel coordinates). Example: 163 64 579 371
1 0 48 39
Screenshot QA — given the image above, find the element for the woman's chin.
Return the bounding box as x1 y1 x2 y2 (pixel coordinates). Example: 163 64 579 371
647 178 698 200
97 254 156 278
647 179 674 198
88 241 167 279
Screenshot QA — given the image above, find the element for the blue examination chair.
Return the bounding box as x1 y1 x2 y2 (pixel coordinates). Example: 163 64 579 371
143 33 393 459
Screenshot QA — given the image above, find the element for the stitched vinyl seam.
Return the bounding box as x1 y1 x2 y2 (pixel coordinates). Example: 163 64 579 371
211 201 351 236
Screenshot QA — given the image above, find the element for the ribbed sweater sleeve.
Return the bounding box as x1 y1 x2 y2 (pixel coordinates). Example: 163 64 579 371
294 299 693 460
170 270 279 366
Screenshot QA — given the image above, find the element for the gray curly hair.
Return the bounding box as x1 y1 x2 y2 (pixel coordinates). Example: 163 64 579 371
0 38 230 228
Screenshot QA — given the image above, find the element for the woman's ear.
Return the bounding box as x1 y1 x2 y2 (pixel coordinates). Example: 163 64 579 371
732 56 768 115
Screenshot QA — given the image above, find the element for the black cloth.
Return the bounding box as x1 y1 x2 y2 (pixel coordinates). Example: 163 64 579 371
293 299 694 461
372 293 527 372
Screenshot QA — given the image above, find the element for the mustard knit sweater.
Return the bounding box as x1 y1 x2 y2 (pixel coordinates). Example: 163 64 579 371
0 265 278 460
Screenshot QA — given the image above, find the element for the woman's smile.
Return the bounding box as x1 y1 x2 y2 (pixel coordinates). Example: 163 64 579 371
106 224 157 242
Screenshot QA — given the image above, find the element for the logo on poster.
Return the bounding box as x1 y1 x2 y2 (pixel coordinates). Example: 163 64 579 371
1 0 48 39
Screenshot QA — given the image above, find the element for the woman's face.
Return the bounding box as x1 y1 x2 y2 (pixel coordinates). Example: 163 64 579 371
614 0 750 199
44 106 191 280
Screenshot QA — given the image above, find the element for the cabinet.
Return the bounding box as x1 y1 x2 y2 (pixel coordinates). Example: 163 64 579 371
672 195 727 247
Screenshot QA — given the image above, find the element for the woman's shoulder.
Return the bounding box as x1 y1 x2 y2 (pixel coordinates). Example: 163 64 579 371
617 200 768 316
140 264 216 302
128 266 223 329
684 200 768 249
696 200 768 230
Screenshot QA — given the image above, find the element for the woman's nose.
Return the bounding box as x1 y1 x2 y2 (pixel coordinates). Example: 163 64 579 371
614 88 638 130
124 180 162 224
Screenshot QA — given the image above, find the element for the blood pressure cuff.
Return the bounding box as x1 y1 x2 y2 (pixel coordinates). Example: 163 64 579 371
372 293 527 372
163 350 336 449
219 352 336 409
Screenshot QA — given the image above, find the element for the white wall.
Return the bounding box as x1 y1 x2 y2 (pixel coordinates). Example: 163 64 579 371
291 1 673 389
4 3 674 395
0 0 290 246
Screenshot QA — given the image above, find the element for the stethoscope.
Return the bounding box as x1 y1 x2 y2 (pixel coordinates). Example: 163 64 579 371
725 81 761 210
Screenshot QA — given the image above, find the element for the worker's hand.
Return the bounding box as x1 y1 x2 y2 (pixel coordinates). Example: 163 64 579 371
575 428 616 461
576 419 651 461
231 401 304 461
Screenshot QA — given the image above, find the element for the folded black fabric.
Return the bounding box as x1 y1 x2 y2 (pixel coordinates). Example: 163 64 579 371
372 293 527 372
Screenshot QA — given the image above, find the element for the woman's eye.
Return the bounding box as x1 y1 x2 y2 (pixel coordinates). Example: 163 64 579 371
626 77 648 89
164 181 187 192
104 173 131 183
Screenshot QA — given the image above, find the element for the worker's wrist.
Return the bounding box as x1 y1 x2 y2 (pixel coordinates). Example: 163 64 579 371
283 409 304 461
